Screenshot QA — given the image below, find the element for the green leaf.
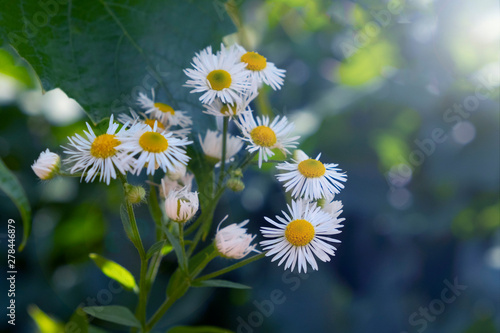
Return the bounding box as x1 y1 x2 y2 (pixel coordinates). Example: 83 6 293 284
0 1 234 124
0 158 31 251
0 47 34 87
162 225 187 271
89 253 138 293
168 326 234 333
146 240 173 259
188 243 216 279
192 279 251 290
28 305 64 333
82 306 140 328
120 203 142 251
66 308 89 333
89 326 108 333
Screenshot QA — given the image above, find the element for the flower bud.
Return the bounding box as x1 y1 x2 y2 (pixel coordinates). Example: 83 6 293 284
227 178 245 192
167 164 186 181
293 149 308 162
165 187 199 223
125 184 146 204
215 216 257 259
31 149 60 180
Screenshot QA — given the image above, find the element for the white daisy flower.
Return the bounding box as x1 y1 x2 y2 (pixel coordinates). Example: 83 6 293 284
63 115 134 185
118 109 168 133
237 113 299 168
276 152 347 201
199 130 243 165
164 186 199 223
215 216 258 259
120 122 192 176
203 88 257 118
260 199 343 273
137 89 192 128
322 199 344 223
184 45 251 105
32 149 60 180
234 44 286 90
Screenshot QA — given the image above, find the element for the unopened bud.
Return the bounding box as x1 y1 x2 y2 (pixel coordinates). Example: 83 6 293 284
125 184 146 204
293 149 308 162
231 168 243 178
227 178 245 192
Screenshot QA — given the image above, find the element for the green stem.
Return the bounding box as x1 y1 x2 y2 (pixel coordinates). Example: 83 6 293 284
119 175 147 331
147 175 163 229
146 294 178 331
218 117 229 188
178 223 187 267
194 253 265 282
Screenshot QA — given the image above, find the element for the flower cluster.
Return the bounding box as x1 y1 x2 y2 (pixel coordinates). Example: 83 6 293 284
31 42 348 273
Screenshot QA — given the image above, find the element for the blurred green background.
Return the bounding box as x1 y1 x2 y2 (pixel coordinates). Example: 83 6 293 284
0 0 499 332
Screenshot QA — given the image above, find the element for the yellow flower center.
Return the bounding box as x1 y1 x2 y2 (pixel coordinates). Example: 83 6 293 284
298 159 326 178
90 134 120 158
220 103 237 115
154 102 175 115
207 70 232 91
144 119 165 130
285 219 315 247
250 126 277 147
241 52 267 71
139 132 169 153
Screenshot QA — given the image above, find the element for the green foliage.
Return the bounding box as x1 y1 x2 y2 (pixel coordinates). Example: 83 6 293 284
0 0 234 124
146 240 173 259
0 48 34 87
28 305 64 333
66 309 89 333
83 306 140 328
89 253 138 293
0 158 31 251
192 279 251 289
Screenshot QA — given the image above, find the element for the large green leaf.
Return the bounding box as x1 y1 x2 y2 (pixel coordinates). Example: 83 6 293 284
0 158 31 251
0 0 235 124
82 306 140 328
89 253 138 293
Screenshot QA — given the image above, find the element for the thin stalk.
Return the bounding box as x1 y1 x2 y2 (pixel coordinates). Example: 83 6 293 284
146 295 178 331
178 223 187 267
218 117 229 188
194 253 265 282
119 175 147 331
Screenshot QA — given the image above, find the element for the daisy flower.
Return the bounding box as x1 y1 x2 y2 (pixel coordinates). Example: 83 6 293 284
234 44 286 90
184 45 251 105
322 198 344 223
203 88 257 118
215 216 258 259
137 89 192 128
260 199 343 273
32 149 60 180
63 115 134 185
120 122 192 176
237 113 299 168
199 130 243 165
276 151 347 201
118 109 168 133
164 186 199 223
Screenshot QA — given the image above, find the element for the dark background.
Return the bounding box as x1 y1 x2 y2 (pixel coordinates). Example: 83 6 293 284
1 0 499 332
